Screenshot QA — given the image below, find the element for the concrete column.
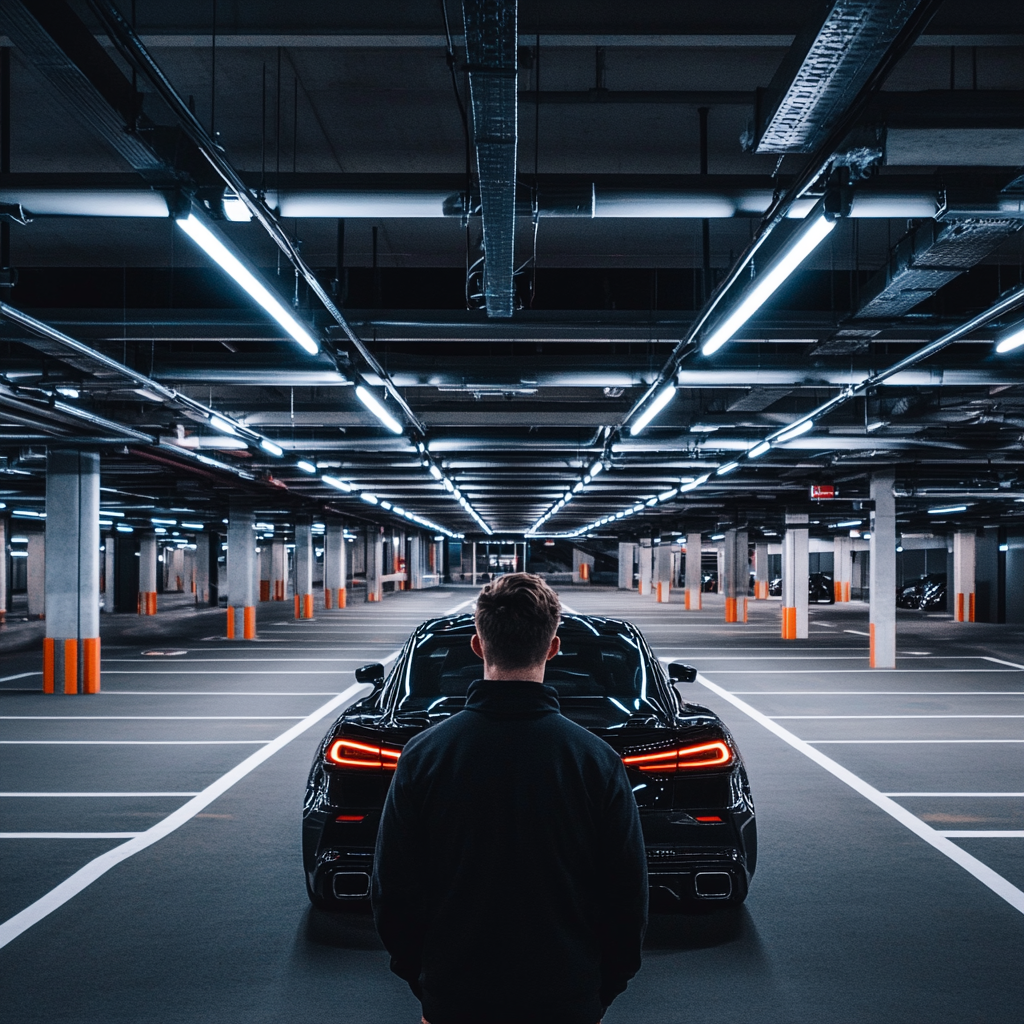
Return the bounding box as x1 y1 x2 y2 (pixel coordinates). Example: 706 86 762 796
138 532 158 615
184 548 195 597
724 530 749 622
259 544 272 601
637 540 652 597
870 471 897 667
471 540 478 586
782 513 809 639
324 522 347 608
953 529 976 623
227 506 257 639
269 538 286 600
654 543 672 602
367 528 384 602
833 535 852 602
43 450 101 694
27 533 45 618
684 533 702 610
407 534 424 590
0 516 6 621
617 542 635 590
101 533 115 614
194 534 211 605
753 541 769 599
294 518 314 619
572 547 594 584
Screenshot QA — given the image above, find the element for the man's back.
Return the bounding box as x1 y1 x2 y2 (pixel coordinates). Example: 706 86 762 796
372 678 648 1024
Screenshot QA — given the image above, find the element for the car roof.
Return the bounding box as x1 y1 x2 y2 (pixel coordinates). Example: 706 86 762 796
413 611 645 640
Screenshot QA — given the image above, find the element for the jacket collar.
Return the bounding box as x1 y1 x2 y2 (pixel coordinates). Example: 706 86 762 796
465 678 561 718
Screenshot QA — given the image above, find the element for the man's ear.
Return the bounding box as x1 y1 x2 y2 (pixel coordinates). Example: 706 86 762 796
470 633 485 660
545 635 561 661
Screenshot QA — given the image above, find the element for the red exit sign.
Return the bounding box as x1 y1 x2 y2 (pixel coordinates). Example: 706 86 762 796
810 484 836 500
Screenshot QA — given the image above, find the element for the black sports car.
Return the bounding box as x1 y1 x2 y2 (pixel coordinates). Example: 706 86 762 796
303 613 757 911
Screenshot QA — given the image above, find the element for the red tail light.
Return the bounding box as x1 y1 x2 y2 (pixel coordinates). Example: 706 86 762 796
326 737 401 770
623 740 733 772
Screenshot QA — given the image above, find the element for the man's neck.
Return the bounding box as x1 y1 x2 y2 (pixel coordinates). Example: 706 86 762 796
483 663 546 683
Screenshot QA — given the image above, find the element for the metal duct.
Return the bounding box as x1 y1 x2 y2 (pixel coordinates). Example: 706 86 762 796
462 0 517 317
754 0 932 153
676 368 1024 387
856 217 1023 318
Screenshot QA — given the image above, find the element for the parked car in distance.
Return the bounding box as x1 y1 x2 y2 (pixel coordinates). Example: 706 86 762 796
768 573 834 603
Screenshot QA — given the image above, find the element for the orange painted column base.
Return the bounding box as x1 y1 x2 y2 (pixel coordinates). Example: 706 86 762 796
869 622 877 667
83 637 101 693
842 581 850 602
62 639 77 694
227 607 236 639
656 582 670 603
259 580 270 602
324 588 332 609
725 597 737 623
955 593 976 622
834 580 842 603
754 581 768 600
139 591 157 615
303 594 314 619
742 598 749 623
274 580 285 601
243 606 256 639
580 563 590 582
337 588 347 609
42 638 55 694
683 589 702 611
368 591 379 602
781 606 797 640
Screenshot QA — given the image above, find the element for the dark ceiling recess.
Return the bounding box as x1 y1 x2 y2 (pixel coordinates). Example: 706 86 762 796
0 1 1023 540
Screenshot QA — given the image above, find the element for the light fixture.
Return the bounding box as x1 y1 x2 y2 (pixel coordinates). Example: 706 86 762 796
658 488 678 502
428 464 443 480
866 420 886 432
995 319 1024 354
360 492 379 505
747 440 771 459
834 519 863 528
355 385 404 434
55 386 79 398
323 475 356 492
99 510 125 518
573 481 584 493
775 419 814 443
259 438 284 457
297 460 317 474
629 383 676 437
209 415 238 436
589 461 604 477
701 207 837 356
116 524 134 533
175 209 319 355
180 521 204 530
221 190 253 222
716 462 739 476
710 533 725 541
928 504 968 514
690 424 719 433
151 518 177 526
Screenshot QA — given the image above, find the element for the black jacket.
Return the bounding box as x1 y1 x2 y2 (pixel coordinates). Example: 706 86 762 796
372 678 648 1024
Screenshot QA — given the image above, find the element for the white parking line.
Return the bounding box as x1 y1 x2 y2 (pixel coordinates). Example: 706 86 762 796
102 670 364 675
709 669 1021 674
810 739 1024 744
0 792 200 798
0 833 144 839
0 740 271 745
732 691 1024 695
772 714 1024 720
884 792 1024 797
93 691 346 696
0 672 42 684
693 673 1024 916
982 657 1024 670
104 658 392 663
0 716 305 721
845 629 871 636
939 831 1024 838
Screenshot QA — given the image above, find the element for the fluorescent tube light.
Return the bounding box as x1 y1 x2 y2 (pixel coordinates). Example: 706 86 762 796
360 492 379 505
658 489 678 502
689 424 719 433
833 519 863 528
573 481 584 493
176 211 319 355
181 522 204 530
711 534 725 541
356 385 404 434
775 419 814 443
209 415 238 436
259 438 284 457
747 440 771 459
928 504 968 514
322 475 356 492
151 518 177 526
428 464 443 480
221 191 253 222
716 462 739 476
116 524 134 532
701 211 836 356
589 461 604 477
629 383 676 437
995 320 1024 353
297 460 317 474
56 387 79 398
99 510 125 518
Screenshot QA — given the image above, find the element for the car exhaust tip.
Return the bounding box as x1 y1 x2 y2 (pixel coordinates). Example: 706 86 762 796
694 871 733 899
331 871 371 898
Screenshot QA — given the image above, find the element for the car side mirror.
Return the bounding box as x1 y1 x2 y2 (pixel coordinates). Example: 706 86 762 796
355 662 386 685
667 662 697 684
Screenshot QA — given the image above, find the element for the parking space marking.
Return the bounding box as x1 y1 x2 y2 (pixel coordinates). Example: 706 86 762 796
0 716 305 721
1 740 272 745
0 833 144 839
102 670 369 675
731 691 1024 695
810 739 1024 744
692 673 1024 915
104 658 395 663
92 691 348 695
709 669 1023 674
0 679 372 950
772 714 1024 719
983 657 1024 670
0 673 42 684
844 629 871 636
884 792 1024 797
939 831 1024 838
0 792 200 798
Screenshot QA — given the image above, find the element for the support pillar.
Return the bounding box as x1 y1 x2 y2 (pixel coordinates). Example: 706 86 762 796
654 543 672 602
367 528 384 602
294 518 314 619
782 514 809 639
324 522 347 608
617 542 635 590
138 532 157 615
259 544 272 601
100 532 115 613
227 507 256 639
43 450 101 693
573 547 594 584
684 533 702 610
953 530 976 623
0 516 7 621
753 541 769 600
408 534 424 590
637 540 653 597
833 536 852 602
723 530 749 622
870 471 897 667
270 538 286 600
27 533 45 618
471 540 478 586
194 534 211 605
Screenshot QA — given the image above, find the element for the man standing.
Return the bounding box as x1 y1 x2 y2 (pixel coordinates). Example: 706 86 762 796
372 573 647 1024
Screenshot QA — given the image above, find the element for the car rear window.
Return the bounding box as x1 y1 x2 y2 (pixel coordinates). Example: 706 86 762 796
395 625 649 711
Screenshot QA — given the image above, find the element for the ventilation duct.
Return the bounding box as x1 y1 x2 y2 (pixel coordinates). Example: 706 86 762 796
462 0 517 318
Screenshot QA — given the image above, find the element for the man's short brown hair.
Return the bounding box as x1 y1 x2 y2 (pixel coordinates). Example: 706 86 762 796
474 573 561 671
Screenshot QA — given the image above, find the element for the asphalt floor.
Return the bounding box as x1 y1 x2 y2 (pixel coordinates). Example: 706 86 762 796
1 586 1022 1023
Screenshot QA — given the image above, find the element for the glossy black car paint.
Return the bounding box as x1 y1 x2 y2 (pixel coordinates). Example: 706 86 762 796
303 614 757 911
